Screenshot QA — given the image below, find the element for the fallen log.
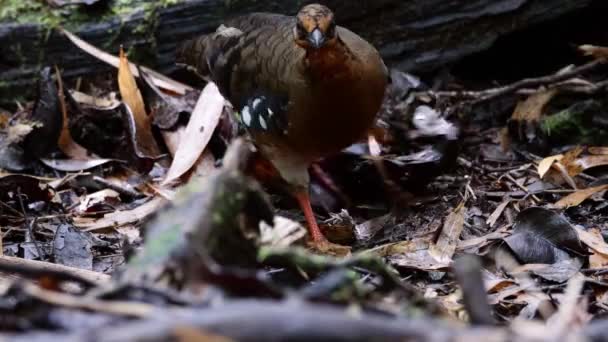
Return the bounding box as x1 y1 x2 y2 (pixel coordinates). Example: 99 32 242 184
0 0 593 105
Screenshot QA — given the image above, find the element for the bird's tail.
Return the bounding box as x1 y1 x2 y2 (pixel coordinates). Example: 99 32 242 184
175 25 244 88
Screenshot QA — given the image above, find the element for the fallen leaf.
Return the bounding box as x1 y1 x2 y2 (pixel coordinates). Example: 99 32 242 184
512 89 558 123
576 227 608 256
511 258 583 283
504 207 587 264
53 223 94 271
482 269 515 293
354 214 391 242
74 197 167 231
575 155 608 171
40 158 114 172
259 216 307 248
368 240 451 270
162 83 224 185
486 199 511 227
579 44 608 61
55 66 90 160
553 185 608 209
561 146 585 177
429 202 466 264
60 28 192 95
587 147 608 155
78 189 121 214
118 48 161 158
537 154 563 178
138 67 197 130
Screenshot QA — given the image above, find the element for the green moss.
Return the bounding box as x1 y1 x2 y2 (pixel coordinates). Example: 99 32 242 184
0 0 183 30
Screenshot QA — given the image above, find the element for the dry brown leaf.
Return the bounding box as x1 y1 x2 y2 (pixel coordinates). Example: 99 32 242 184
482 269 515 293
486 199 511 227
537 154 563 178
561 146 585 177
553 185 608 209
118 47 161 158
511 89 558 123
162 82 224 185
429 202 466 264
579 44 608 61
576 227 608 256
587 147 608 155
575 155 608 171
74 197 167 231
60 28 192 95
55 66 90 160
582 228 608 269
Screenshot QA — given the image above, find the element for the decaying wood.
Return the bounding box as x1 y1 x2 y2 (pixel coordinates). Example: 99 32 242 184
0 0 592 104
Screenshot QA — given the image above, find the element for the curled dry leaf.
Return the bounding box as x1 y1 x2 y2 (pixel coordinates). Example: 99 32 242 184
118 48 161 159
537 154 563 178
553 185 608 209
162 82 224 185
55 66 90 160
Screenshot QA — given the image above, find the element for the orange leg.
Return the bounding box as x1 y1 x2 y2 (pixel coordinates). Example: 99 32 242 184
293 189 327 243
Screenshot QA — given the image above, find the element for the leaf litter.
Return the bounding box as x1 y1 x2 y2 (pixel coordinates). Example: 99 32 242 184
2 21 608 342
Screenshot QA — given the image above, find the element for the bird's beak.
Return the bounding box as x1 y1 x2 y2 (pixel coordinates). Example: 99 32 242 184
308 28 325 49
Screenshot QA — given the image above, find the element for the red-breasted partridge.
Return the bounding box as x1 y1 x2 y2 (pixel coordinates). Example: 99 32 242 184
177 4 388 243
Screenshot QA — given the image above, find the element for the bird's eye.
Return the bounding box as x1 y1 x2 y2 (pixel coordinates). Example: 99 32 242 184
296 22 307 37
327 22 336 36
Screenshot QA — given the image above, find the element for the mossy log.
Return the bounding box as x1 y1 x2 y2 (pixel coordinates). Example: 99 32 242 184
0 0 593 105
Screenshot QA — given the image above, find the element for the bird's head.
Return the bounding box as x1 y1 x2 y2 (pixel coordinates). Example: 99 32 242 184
294 4 337 50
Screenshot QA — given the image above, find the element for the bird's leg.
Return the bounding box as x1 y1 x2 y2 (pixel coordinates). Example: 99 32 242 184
310 163 350 205
293 189 327 242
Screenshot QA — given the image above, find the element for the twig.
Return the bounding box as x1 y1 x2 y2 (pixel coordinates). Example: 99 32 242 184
16 188 46 260
453 255 495 325
23 282 152 318
0 255 110 288
431 60 604 105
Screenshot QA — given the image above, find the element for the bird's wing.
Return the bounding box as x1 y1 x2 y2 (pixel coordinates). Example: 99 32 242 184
176 13 303 137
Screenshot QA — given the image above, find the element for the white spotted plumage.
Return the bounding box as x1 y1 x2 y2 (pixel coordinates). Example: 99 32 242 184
242 106 252 126
252 98 262 109
259 116 268 130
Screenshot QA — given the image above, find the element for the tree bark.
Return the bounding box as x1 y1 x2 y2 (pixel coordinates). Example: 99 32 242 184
0 0 593 104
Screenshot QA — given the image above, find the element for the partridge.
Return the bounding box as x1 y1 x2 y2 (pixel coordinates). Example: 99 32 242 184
176 4 388 243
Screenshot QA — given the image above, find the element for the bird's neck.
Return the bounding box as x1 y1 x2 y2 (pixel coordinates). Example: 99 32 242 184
304 40 356 82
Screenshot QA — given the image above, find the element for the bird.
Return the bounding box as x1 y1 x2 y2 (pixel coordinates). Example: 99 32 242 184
176 3 388 244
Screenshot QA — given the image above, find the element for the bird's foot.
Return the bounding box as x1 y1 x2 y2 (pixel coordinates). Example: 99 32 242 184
306 239 351 257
